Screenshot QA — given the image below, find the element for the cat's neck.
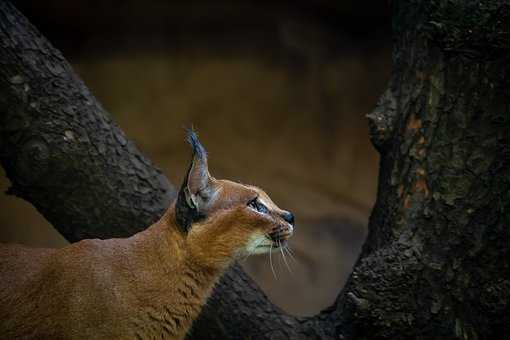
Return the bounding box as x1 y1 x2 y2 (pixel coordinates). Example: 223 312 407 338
137 205 232 272
129 204 227 298
125 206 226 339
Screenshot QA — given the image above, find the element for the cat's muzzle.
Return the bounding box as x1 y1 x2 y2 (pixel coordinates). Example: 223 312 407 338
268 225 293 247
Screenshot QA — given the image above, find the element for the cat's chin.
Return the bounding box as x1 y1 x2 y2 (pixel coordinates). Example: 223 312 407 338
244 234 288 256
250 244 273 254
244 234 271 255
250 241 287 255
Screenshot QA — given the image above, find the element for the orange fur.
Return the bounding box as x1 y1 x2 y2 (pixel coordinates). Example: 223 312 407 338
0 134 294 339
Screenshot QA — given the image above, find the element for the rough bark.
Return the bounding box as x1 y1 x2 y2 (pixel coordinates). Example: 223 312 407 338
0 2 175 241
1 1 510 339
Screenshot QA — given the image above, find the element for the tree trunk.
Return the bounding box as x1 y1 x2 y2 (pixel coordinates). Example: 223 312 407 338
1 1 509 339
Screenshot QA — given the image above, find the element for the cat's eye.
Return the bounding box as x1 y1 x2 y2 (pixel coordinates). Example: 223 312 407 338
248 198 268 214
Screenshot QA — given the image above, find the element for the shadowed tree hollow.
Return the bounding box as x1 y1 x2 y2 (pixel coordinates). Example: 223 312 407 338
1 1 510 339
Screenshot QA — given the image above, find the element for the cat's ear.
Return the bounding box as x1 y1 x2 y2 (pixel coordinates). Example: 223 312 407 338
175 130 215 232
183 130 215 209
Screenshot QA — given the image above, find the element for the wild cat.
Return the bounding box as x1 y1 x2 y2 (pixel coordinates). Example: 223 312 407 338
0 131 295 339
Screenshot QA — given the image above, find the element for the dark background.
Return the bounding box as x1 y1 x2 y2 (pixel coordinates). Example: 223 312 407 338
0 1 391 316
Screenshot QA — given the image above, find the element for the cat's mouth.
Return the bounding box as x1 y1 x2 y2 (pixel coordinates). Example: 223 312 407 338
251 227 293 252
267 225 293 247
245 226 293 255
254 239 287 250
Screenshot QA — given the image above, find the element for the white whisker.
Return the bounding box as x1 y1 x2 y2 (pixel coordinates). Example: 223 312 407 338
269 242 277 280
284 245 298 263
279 241 292 274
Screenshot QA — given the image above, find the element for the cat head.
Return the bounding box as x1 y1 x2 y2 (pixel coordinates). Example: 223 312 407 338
175 130 294 266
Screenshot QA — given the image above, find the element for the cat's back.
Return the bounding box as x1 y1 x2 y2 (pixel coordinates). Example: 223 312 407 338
0 243 61 338
0 243 56 294
0 240 135 339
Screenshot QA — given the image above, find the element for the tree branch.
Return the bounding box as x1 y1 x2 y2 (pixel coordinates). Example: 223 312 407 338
0 1 175 241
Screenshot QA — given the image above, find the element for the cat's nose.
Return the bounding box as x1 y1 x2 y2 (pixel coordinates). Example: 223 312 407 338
282 211 294 226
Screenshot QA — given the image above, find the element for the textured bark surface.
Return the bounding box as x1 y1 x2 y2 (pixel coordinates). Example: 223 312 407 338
1 1 510 339
0 2 175 241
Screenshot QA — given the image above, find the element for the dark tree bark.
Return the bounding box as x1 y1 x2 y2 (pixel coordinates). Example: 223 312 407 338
1 1 510 339
0 2 175 241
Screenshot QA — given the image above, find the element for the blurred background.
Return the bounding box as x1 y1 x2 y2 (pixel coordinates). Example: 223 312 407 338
0 1 391 316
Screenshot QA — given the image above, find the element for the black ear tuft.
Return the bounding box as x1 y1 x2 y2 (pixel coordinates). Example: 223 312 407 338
175 129 214 233
187 128 207 161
